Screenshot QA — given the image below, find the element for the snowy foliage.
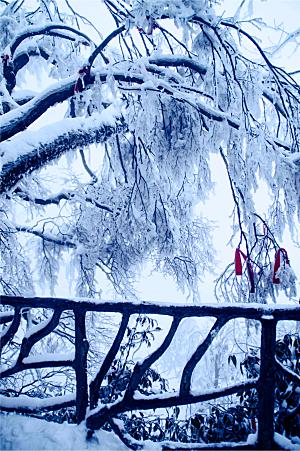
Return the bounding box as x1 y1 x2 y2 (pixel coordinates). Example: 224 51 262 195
0 0 299 301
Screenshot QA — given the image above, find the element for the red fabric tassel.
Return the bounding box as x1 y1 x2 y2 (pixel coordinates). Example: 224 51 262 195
273 248 289 284
235 248 247 276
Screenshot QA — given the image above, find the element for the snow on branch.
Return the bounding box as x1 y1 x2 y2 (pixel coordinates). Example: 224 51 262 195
0 354 75 379
149 55 292 123
13 46 51 76
180 316 229 395
0 108 123 193
0 310 14 324
86 379 258 431
13 188 113 213
0 75 77 142
0 393 76 413
15 226 76 248
1 306 21 348
0 68 165 142
90 312 130 409
124 316 181 400
10 23 93 57
275 357 300 385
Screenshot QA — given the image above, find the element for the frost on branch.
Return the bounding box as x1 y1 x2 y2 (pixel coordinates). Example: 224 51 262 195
0 209 33 295
0 0 299 300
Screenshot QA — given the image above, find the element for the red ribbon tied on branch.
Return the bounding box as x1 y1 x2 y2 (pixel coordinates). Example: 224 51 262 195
235 248 255 293
273 248 290 284
74 65 90 94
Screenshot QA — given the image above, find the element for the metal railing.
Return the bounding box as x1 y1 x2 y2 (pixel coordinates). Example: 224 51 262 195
1 295 300 450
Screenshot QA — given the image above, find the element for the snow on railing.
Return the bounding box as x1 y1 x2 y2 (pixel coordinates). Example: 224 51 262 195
1 295 299 450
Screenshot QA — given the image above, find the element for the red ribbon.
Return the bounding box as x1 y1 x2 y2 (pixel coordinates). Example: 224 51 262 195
273 248 290 284
235 248 255 293
235 248 247 275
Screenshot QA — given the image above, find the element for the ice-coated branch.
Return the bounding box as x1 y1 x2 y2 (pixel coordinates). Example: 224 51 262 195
0 76 77 142
149 55 292 122
0 355 74 378
180 316 229 395
0 70 153 142
86 379 258 431
0 393 76 414
10 24 93 57
13 47 51 75
124 316 181 400
0 310 14 325
13 188 113 213
0 114 123 194
0 306 21 349
275 357 300 385
16 309 63 364
108 418 142 451
88 24 126 67
14 226 76 248
0 61 294 162
90 312 130 409
149 55 206 77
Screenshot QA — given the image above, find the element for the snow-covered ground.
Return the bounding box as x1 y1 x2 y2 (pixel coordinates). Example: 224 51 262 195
1 414 177 451
0 415 131 451
1 414 300 450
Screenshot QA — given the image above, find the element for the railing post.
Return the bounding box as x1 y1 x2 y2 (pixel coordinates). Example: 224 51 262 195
257 316 277 450
74 309 89 424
